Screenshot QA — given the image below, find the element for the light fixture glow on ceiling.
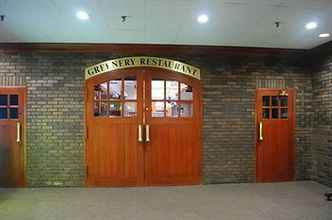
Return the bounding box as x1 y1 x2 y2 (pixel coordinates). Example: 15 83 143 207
319 33 330 38
305 22 317 30
197 14 208 23
77 11 89 20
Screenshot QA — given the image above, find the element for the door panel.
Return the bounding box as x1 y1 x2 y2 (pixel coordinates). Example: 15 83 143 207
146 123 201 185
0 88 26 187
86 72 144 186
145 71 202 185
256 89 295 182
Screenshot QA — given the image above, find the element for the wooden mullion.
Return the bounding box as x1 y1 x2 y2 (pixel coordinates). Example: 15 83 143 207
164 80 166 117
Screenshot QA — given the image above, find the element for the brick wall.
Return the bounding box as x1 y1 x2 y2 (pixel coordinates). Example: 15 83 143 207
311 44 332 187
0 52 85 186
0 49 314 186
195 56 313 183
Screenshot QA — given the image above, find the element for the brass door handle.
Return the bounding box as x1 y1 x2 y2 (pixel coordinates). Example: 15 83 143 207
145 124 150 142
16 122 21 143
259 122 263 141
138 124 143 142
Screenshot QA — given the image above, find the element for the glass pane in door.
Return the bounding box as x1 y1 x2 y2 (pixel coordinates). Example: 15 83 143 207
124 78 137 100
0 95 7 106
124 102 137 117
166 101 178 117
152 80 164 100
179 103 193 117
94 82 108 100
94 102 108 116
109 80 122 99
166 81 178 100
180 83 193 100
152 101 164 117
0 108 7 119
109 102 122 116
9 108 18 119
10 95 18 105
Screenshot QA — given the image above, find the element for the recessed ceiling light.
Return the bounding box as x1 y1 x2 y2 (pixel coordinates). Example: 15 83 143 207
77 11 89 20
319 33 330 38
197 14 208 24
305 22 317 30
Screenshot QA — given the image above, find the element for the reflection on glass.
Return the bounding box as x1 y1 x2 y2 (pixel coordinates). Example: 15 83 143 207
263 108 269 119
109 80 122 99
280 108 288 119
263 96 270 106
272 108 279 119
124 102 137 117
166 101 178 117
179 103 193 117
9 108 18 119
152 80 164 100
166 81 179 100
280 96 288 107
152 101 164 117
0 108 7 119
110 102 122 116
180 83 193 100
94 82 108 100
10 95 18 105
272 96 279 106
124 79 137 100
0 95 8 106
94 102 108 116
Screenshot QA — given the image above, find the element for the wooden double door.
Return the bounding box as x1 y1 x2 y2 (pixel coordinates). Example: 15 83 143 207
0 87 25 187
256 89 295 182
86 69 202 186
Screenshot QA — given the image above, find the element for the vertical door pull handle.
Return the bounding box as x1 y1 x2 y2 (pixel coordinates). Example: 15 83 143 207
16 122 21 143
259 122 263 141
138 125 143 142
145 124 150 142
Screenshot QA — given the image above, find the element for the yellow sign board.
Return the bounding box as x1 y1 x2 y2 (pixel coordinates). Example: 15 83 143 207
85 56 201 80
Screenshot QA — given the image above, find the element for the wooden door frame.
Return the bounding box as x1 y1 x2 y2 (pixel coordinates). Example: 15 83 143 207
84 67 203 186
255 88 296 182
0 86 27 187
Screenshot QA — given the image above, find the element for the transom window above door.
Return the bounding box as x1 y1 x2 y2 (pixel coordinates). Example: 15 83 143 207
94 77 137 117
151 80 193 118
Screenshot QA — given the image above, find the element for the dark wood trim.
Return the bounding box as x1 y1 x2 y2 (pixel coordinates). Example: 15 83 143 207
0 43 307 57
310 40 332 53
304 40 332 66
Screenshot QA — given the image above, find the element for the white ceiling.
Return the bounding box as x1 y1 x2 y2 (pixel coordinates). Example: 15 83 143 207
0 0 331 49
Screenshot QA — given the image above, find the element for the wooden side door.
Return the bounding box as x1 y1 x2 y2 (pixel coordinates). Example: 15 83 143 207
144 70 202 185
86 70 144 186
256 89 295 182
0 87 26 187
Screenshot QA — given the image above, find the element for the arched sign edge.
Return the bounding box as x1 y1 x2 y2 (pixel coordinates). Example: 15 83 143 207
85 56 201 80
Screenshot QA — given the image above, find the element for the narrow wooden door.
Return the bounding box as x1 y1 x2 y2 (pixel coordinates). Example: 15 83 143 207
0 87 26 187
256 89 295 182
86 71 144 186
145 70 202 185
